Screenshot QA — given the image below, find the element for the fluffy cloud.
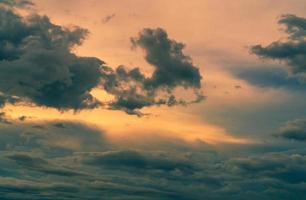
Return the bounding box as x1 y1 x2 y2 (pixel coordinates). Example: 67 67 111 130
131 28 202 90
251 14 306 78
101 28 204 115
0 2 204 115
0 3 103 110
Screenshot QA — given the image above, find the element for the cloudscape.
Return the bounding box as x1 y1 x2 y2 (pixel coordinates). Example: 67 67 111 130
1 0 306 199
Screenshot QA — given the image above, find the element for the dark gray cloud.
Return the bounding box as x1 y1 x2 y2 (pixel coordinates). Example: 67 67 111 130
131 28 202 89
1 119 306 199
251 14 306 77
102 28 204 115
0 4 103 110
279 14 306 41
0 2 204 115
84 150 195 173
233 65 306 90
228 153 306 184
276 118 306 141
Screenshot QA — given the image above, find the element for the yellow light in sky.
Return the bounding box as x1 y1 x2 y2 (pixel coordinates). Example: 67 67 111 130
4 101 251 145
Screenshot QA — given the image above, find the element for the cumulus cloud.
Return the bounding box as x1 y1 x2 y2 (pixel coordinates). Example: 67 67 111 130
251 14 306 78
0 3 103 110
276 119 306 141
131 28 202 89
0 2 204 115
102 28 204 115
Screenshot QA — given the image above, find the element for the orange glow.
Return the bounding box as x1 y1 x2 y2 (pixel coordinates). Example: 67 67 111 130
4 102 251 145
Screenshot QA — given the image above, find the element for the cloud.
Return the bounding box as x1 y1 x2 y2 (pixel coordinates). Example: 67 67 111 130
131 28 202 90
84 150 195 173
0 0 34 8
207 58 306 137
0 112 11 124
276 118 306 141
102 13 115 24
1 119 306 199
233 65 306 90
279 14 306 41
6 154 82 176
228 153 306 184
0 177 80 200
102 28 204 115
0 3 103 110
0 120 108 154
251 14 306 78
0 2 204 115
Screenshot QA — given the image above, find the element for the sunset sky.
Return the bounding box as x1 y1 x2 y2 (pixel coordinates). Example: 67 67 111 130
1 0 306 199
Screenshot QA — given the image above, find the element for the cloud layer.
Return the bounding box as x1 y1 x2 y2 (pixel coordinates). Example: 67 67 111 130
1 120 306 199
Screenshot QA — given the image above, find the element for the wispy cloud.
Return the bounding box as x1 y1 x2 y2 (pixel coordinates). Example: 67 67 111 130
102 13 116 24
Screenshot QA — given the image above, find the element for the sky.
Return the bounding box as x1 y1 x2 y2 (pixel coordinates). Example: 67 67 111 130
1 0 306 199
